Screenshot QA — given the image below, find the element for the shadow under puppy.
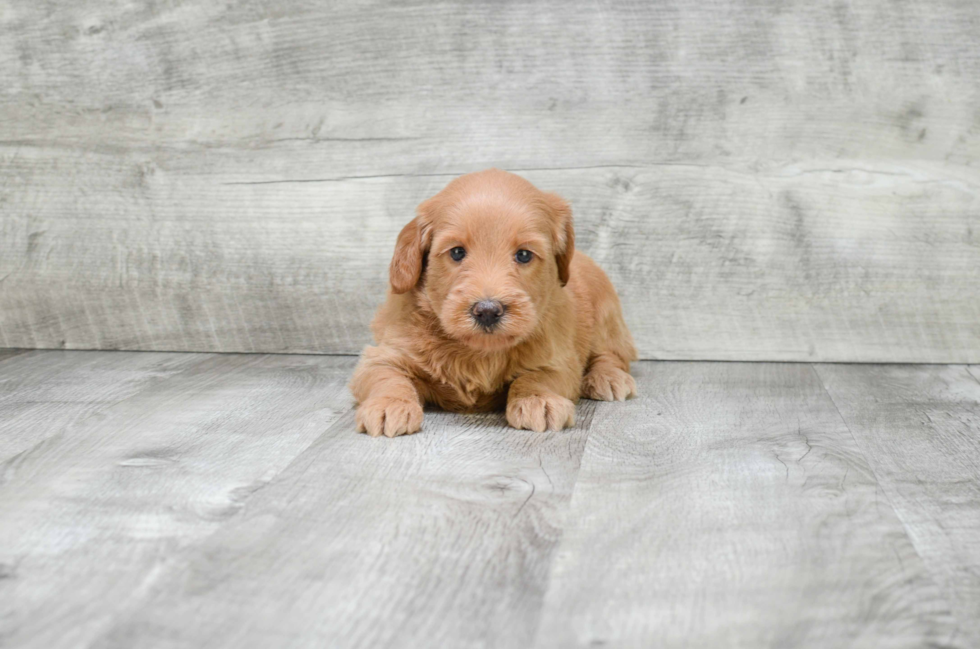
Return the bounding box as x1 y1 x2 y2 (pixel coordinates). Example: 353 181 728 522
351 169 637 437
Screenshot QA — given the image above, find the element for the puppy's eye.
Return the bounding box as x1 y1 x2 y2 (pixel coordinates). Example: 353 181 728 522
515 249 533 264
449 247 466 262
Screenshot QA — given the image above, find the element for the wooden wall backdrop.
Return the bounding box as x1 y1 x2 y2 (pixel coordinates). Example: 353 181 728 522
1 0 979 362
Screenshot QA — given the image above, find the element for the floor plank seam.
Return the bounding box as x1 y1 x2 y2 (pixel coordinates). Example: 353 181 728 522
965 365 980 387
524 398 608 649
812 364 918 533
810 363 967 640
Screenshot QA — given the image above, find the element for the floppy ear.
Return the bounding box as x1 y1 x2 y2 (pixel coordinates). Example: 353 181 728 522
541 192 575 286
389 204 433 294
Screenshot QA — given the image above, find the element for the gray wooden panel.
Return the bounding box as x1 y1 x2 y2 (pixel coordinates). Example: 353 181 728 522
0 352 355 649
816 364 980 645
533 362 963 648
91 404 597 649
2 0 980 361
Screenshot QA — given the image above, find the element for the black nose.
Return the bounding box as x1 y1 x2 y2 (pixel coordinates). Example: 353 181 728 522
471 300 505 329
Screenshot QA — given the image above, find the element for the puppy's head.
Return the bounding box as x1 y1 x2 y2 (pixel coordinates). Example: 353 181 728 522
389 169 574 352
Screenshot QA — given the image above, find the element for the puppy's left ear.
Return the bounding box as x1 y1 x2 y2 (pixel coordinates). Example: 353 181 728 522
542 192 575 286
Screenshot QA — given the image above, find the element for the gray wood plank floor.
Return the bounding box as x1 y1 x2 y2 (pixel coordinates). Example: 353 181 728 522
0 352 356 649
1 352 978 648
816 365 980 645
533 363 960 648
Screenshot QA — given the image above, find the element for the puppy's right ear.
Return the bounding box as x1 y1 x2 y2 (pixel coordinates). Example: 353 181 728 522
541 192 575 287
389 203 433 294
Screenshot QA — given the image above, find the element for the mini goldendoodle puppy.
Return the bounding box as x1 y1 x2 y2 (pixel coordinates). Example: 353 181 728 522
350 169 637 437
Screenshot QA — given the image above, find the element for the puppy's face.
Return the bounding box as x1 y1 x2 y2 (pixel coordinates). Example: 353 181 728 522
389 170 574 352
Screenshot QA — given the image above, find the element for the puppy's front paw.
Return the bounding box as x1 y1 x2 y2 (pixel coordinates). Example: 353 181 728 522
356 397 423 438
582 366 637 401
507 394 575 432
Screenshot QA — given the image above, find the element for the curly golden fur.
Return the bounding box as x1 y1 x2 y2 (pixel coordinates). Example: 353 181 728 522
350 169 637 437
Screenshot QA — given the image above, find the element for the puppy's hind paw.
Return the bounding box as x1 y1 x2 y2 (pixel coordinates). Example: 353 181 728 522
507 394 575 432
582 366 637 402
356 397 423 438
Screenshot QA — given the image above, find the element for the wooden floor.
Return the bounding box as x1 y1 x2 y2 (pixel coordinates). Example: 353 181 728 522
1 350 978 648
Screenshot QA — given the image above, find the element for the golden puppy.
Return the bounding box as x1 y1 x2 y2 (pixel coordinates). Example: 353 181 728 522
350 169 637 437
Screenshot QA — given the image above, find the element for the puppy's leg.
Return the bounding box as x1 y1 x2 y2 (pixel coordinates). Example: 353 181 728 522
349 345 423 438
581 282 638 401
581 352 637 401
506 369 578 433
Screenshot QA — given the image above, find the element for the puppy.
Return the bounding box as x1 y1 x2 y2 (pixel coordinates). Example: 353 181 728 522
350 169 637 437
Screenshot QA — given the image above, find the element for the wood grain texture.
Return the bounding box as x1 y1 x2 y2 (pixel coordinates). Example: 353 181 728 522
533 362 963 648
91 404 597 649
816 364 980 646
2 0 979 360
0 350 206 465
0 352 355 649
0 349 28 363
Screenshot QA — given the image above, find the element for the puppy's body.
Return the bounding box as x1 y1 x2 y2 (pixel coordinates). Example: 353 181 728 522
367 252 632 413
351 169 637 436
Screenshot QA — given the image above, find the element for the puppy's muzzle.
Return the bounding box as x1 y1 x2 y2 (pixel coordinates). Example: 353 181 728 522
470 299 506 331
